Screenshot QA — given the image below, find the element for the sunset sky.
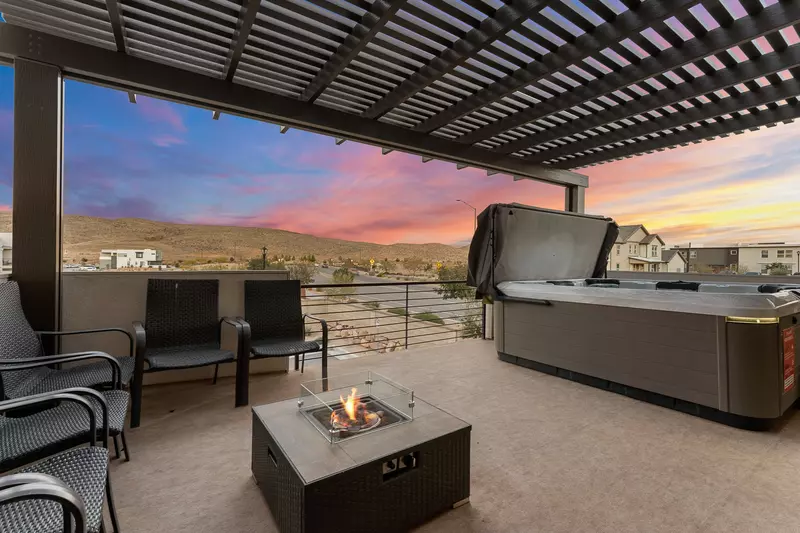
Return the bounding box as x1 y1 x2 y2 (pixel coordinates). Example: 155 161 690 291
0 64 798 246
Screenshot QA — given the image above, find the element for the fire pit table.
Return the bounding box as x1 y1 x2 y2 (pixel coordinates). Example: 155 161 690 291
252 371 471 533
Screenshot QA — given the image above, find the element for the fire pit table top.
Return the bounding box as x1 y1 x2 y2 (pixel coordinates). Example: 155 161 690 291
252 392 469 485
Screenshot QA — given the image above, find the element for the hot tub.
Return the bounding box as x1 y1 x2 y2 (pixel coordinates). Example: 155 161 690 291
468 204 800 428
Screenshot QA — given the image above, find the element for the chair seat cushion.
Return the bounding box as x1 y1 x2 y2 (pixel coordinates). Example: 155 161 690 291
0 390 129 471
1 447 108 533
251 339 320 358
145 345 235 370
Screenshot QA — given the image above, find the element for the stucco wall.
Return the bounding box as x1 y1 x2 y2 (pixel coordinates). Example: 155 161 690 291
61 270 291 385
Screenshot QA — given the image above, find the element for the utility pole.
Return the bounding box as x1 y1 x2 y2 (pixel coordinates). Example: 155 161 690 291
261 246 268 270
686 242 691 273
796 250 799 275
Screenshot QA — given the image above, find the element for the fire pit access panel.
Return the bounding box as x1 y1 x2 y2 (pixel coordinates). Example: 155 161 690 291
251 372 471 533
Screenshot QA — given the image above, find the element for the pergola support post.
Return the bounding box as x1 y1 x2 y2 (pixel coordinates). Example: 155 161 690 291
564 185 585 214
12 59 64 342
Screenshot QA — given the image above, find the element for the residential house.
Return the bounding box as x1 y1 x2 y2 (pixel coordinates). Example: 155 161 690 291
738 243 800 275
0 233 11 273
671 245 740 273
608 225 676 273
661 249 687 273
99 248 163 270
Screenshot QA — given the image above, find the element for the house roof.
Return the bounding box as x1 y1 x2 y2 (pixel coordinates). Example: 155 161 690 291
617 225 643 243
1 1 798 179
662 250 686 264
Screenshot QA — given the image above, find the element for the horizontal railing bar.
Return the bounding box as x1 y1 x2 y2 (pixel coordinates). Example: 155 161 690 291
303 280 467 288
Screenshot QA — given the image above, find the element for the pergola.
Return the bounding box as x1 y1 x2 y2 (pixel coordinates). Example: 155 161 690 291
0 0 798 331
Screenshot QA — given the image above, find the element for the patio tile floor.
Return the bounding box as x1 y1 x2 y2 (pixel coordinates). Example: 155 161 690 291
113 339 800 533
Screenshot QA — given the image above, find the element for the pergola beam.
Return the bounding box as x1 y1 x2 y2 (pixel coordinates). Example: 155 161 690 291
0 24 586 188
558 98 800 169
301 0 407 103
527 74 800 164
223 0 260 83
506 41 800 157
412 0 702 134
487 1 800 153
362 0 549 119
105 0 126 53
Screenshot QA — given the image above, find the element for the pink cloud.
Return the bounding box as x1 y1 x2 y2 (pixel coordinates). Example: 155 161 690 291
185 143 563 244
0 205 10 212
137 96 186 132
151 134 186 147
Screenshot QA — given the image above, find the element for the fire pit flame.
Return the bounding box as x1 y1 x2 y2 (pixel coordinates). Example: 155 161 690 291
330 387 382 433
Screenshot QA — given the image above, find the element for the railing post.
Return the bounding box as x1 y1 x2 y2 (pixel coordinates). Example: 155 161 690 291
481 302 487 340
404 284 409 350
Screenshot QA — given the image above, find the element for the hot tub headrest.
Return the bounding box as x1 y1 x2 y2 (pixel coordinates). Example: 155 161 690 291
655 281 700 291
586 278 620 286
759 284 800 294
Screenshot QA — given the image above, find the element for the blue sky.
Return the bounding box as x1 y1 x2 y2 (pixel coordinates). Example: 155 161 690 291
0 63 798 245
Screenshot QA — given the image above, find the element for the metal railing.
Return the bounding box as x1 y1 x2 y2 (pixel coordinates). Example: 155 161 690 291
301 280 484 359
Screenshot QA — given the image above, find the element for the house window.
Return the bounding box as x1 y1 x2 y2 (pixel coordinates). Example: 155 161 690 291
136 252 144 258
616 263 620 270
730 250 737 256
777 250 791 259
629 245 634 254
761 250 769 258
616 244 621 255
690 251 697 259
651 245 658 257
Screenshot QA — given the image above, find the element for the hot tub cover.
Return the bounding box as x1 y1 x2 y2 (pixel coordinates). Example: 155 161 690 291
467 203 618 298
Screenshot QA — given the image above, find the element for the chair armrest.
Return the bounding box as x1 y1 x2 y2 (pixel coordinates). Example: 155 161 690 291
0 390 101 447
36 328 134 358
0 475 87 533
0 353 122 389
303 314 328 346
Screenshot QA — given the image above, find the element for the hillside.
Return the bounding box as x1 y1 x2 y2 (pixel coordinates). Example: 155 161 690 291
0 212 468 264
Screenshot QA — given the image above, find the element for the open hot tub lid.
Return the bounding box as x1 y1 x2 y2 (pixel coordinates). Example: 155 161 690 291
467 203 618 298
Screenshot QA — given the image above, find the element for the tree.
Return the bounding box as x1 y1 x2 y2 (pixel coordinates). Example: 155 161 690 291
403 257 425 275
287 262 318 285
326 267 356 297
434 263 481 339
766 262 792 275
80 257 88 264
435 263 473 300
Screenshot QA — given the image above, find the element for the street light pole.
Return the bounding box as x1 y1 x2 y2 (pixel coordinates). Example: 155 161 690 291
456 199 477 233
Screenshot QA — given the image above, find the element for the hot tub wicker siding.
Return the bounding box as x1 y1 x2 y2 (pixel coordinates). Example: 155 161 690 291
501 300 719 408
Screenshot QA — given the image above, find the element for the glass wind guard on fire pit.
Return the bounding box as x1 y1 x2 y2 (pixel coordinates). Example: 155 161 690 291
298 371 414 444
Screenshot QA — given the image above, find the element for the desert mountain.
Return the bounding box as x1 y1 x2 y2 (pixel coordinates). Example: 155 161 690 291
0 213 468 264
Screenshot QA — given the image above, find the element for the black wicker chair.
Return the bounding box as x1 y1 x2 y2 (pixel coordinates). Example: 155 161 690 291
236 280 327 407
131 279 245 428
0 390 121 533
0 281 135 395
0 352 132 463
0 474 88 533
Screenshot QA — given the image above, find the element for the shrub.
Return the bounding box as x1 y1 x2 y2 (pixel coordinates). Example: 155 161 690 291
387 307 408 316
364 301 380 310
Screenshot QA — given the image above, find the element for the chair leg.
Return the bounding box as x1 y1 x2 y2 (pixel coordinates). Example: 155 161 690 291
121 431 131 462
301 353 305 373
113 435 121 460
106 474 122 533
294 354 300 371
212 364 219 385
100 519 107 533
